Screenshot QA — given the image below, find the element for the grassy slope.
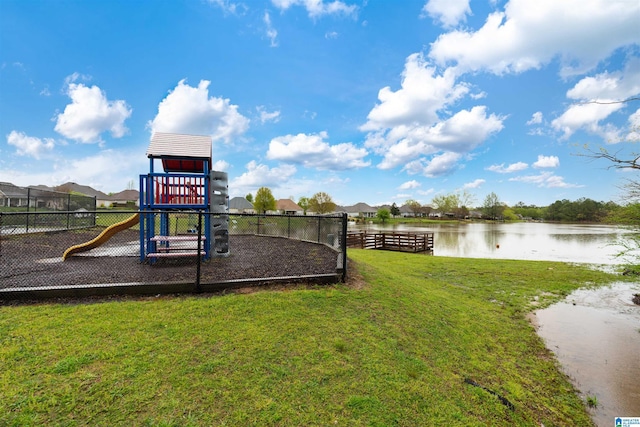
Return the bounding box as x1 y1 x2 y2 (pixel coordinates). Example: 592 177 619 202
0 250 629 426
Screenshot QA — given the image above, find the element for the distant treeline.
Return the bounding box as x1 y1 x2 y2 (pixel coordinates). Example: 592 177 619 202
511 198 638 224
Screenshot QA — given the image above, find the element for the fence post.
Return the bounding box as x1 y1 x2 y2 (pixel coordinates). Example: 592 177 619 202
26 188 30 233
287 215 291 238
341 213 348 282
67 193 71 230
317 216 321 243
195 211 203 293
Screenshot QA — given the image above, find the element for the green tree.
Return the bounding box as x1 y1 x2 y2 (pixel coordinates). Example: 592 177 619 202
390 202 400 217
502 208 518 221
298 196 310 215
482 192 504 220
512 202 545 220
376 208 391 223
245 193 253 203
404 199 422 217
309 192 336 214
253 187 276 214
431 193 459 216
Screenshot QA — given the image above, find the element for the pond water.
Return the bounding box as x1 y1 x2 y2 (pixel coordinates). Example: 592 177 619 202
351 221 640 424
350 221 637 265
532 283 640 426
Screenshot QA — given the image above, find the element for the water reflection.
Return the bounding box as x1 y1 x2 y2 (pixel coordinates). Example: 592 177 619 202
533 283 640 426
350 222 637 264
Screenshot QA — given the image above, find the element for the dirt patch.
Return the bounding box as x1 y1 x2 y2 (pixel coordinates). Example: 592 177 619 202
1 229 341 290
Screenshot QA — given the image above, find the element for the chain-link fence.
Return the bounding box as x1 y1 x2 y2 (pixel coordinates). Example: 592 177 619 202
0 210 347 299
0 185 97 234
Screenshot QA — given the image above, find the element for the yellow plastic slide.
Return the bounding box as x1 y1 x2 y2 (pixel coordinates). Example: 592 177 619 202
62 213 140 260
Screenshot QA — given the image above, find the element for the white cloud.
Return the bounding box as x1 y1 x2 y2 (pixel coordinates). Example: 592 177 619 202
54 80 132 143
212 160 230 171
509 171 582 188
421 0 471 28
627 108 640 142
566 59 640 101
470 91 486 100
267 131 369 170
551 59 640 140
361 53 504 175
7 131 55 159
370 105 504 171
429 0 640 76
527 111 543 125
231 160 297 192
463 178 485 189
66 149 147 190
361 54 470 132
532 155 559 168
417 188 435 196
423 152 462 177
264 12 278 47
551 102 622 140
149 79 249 144
486 162 528 173
398 180 420 190
206 0 246 15
256 105 281 124
0 149 147 193
404 152 463 177
271 0 357 18
325 31 339 39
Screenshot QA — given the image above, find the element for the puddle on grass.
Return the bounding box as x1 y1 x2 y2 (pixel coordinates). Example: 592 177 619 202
531 282 640 427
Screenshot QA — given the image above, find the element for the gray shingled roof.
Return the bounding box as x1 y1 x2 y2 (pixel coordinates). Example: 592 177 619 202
229 196 254 210
108 189 139 201
0 182 28 197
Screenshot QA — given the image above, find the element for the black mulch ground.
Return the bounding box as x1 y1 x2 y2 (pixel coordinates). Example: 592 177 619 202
0 228 341 290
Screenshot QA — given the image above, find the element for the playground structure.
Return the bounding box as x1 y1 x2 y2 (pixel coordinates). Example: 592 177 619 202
139 132 229 262
60 133 229 262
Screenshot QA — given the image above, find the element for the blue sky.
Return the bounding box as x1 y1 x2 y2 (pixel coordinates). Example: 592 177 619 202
1 0 639 207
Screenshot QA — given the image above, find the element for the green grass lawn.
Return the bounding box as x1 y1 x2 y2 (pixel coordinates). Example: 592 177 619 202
1 250 628 426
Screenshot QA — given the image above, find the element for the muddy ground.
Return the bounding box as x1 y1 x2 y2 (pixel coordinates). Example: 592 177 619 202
0 228 341 290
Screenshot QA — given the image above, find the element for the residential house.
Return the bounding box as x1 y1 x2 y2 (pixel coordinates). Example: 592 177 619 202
341 202 377 219
0 182 29 208
229 196 255 213
276 199 304 215
54 182 108 200
100 190 140 208
399 204 415 217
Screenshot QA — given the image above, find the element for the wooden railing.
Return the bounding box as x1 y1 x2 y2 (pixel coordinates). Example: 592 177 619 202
346 231 433 252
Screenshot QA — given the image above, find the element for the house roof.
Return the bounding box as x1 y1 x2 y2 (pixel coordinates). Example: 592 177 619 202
229 196 253 210
147 133 212 173
53 182 107 198
343 202 376 213
107 189 139 201
276 199 302 211
0 182 29 197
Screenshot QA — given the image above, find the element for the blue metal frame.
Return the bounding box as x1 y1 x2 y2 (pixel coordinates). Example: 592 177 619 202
139 157 211 262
